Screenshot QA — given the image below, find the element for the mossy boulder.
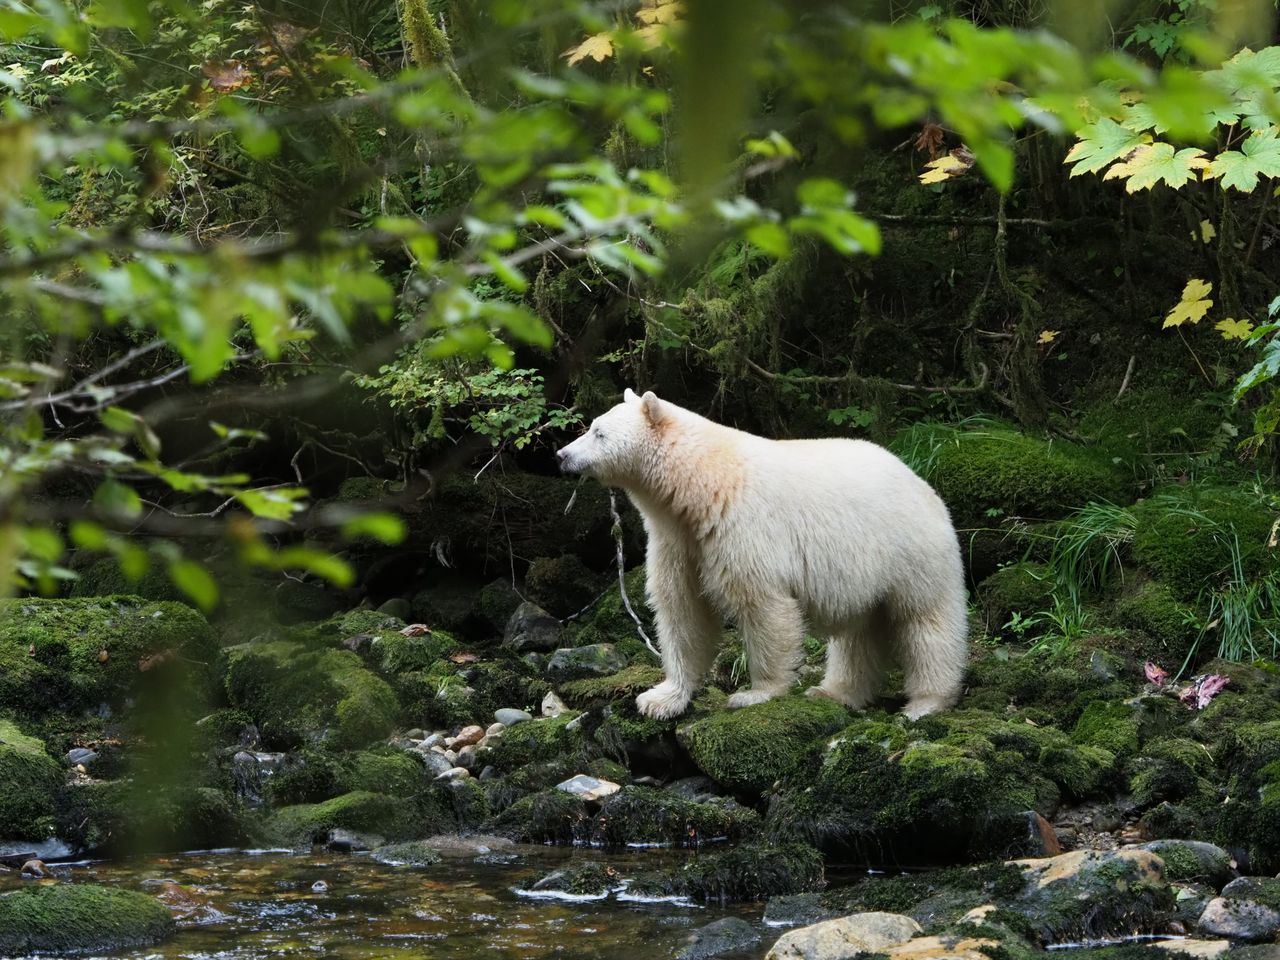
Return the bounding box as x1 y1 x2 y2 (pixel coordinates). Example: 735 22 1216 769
677 695 851 796
224 640 399 749
1072 700 1141 758
266 791 415 846
69 557 184 603
371 839 443 866
821 862 1028 928
1131 840 1234 888
526 861 614 898
562 663 665 707
1113 582 1196 659
766 710 1117 863
660 841 824 903
525 555 608 617
56 780 245 854
485 712 591 773
482 787 589 843
891 425 1130 526
374 630 460 674
0 720 61 841
978 563 1057 635
1132 487 1280 600
1127 738 1216 810
568 566 652 648
963 649 1126 726
593 786 759 847
0 597 218 717
0 884 174 956
337 748 430 798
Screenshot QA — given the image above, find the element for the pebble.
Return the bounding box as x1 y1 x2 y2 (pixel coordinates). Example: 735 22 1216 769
422 733 445 749
446 725 485 750
20 860 47 879
485 722 505 737
556 774 621 802
542 691 568 717
311 880 329 893
435 766 470 782
494 708 532 727
457 745 478 770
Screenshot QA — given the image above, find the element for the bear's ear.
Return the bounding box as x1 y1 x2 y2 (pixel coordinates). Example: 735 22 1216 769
623 388 639 404
640 390 664 424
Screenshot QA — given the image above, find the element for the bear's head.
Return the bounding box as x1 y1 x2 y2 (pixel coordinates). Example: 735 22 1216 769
556 388 667 485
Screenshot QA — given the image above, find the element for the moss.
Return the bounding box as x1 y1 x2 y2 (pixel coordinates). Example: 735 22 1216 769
194 709 255 750
978 562 1057 635
55 780 244 855
892 425 1130 525
593 786 759 847
665 841 823 903
766 710 1116 863
1072 701 1141 758
822 863 1027 924
1113 582 1196 657
485 712 591 773
528 861 614 897
525 555 607 617
1132 486 1280 600
264 750 343 806
0 719 61 840
562 663 665 707
569 566 652 648
69 557 183 603
1081 386 1232 472
963 649 1125 725
482 787 588 843
0 597 218 718
375 630 460 674
224 640 399 749
338 748 429 798
372 840 443 866
0 884 174 956
267 791 414 845
677 695 851 796
475 578 522 631
335 476 389 502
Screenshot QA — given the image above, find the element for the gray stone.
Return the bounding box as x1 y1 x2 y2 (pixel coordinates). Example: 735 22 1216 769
503 602 563 653
1130 840 1235 889
404 728 425 740
485 722 505 737
542 691 568 717
555 774 621 802
326 829 379 852
65 748 98 766
766 912 922 960
764 893 837 929
495 708 533 727
1197 896 1280 943
415 749 455 778
546 643 627 676
676 917 761 959
417 833 515 859
377 597 413 621
434 766 470 782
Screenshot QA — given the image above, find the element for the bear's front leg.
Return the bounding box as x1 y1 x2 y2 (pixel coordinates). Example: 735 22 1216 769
727 594 805 709
635 541 721 720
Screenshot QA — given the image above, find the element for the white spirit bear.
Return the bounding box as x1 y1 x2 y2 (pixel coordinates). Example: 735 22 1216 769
556 389 968 721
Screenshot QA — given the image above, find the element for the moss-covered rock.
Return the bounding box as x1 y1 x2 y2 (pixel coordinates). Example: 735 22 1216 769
263 750 343 806
978 562 1057 635
0 719 61 840
891 425 1130 526
1131 840 1234 888
0 884 174 956
57 780 245 854
662 841 824 903
963 649 1127 727
562 663 665 707
525 555 608 617
1127 738 1215 810
374 630 460 674
0 597 218 718
821 863 1028 928
1113 582 1197 661
568 566 652 648
224 640 399 749
371 839 443 866
1132 487 1280 600
526 861 614 898
338 748 430 798
484 712 591 773
266 791 414 845
677 695 851 796
69 557 184 603
1072 700 1141 757
766 710 1117 863
593 786 759 847
482 787 589 843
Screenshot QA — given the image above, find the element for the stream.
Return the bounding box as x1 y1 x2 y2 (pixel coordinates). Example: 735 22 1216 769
0 847 770 960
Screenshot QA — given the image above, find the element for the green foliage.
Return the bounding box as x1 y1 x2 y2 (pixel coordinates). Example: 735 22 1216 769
0 885 175 957
266 791 416 845
0 719 61 840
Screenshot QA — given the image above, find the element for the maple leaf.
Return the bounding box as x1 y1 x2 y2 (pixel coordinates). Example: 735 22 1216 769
1204 127 1280 192
914 121 946 159
1196 219 1216 243
201 60 252 93
1103 142 1208 193
1065 118 1148 176
1037 329 1060 345
918 146 974 185
1216 317 1255 341
562 32 614 66
1163 278 1213 329
635 0 683 25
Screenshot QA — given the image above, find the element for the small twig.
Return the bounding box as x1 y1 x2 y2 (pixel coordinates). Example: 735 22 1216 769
608 489 658 657
1115 355 1136 403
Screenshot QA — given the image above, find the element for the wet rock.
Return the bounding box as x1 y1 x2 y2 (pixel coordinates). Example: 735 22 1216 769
231 750 286 802
326 829 378 852
556 774 621 802
65 748 98 767
765 911 921 960
503 603 563 653
378 597 413 621
0 884 175 955
666 776 724 803
1006 848 1174 942
546 643 628 677
1174 883 1217 926
415 749 454 779
595 785 758 847
418 833 515 859
495 708 532 727
19 860 46 879
675 916 761 959
456 745 478 770
1197 877 1280 942
371 840 443 866
485 722 505 737
1130 840 1236 889
542 691 568 717
311 880 329 893
1150 940 1231 958
0 720 61 841
527 861 613 898
764 893 836 928
342 633 375 654
435 766 470 782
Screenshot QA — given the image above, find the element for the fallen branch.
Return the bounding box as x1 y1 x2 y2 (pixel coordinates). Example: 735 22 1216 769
609 489 659 658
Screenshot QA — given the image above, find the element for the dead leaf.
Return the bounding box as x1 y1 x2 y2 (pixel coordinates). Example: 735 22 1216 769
97 649 109 663
139 650 176 672
449 652 480 665
914 121 946 160
918 145 975 185
1037 330 1060 345
400 623 433 637
201 60 252 93
562 32 614 66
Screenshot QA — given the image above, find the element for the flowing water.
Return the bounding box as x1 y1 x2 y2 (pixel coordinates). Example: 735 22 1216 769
0 847 770 960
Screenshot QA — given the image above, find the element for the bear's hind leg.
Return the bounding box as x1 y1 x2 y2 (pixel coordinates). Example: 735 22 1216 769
892 594 968 720
805 610 888 710
727 595 805 709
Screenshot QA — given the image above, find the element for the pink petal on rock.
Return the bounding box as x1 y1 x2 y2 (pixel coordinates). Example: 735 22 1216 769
1144 661 1169 686
1195 674 1229 709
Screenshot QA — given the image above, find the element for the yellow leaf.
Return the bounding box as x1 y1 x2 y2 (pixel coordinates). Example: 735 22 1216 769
1198 219 1216 243
562 32 614 66
636 0 683 24
918 149 974 185
1163 278 1213 329
1216 317 1255 341
634 23 669 49
1037 330 1060 344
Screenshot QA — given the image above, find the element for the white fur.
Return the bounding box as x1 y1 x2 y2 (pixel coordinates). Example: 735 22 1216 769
557 389 969 721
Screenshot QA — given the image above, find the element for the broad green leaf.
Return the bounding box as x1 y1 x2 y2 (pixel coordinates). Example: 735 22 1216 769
1204 128 1280 192
169 559 218 613
235 486 308 521
1103 143 1207 192
1064 118 1148 176
94 480 143 520
341 512 407 544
